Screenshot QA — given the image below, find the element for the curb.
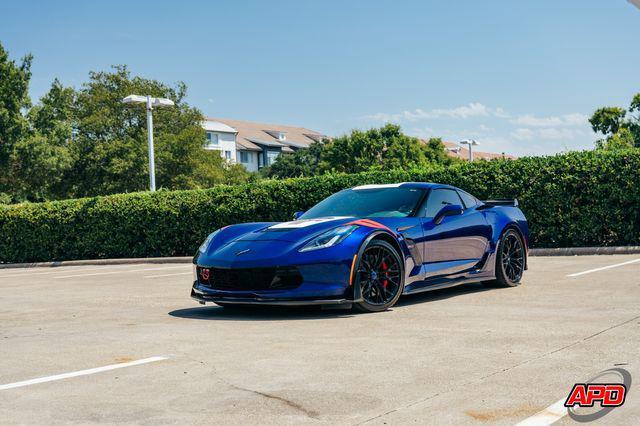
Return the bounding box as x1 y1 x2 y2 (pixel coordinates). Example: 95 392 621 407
0 256 193 269
2 247 640 270
529 246 640 257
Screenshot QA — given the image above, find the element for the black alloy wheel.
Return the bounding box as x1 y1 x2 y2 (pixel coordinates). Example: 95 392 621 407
354 240 404 312
491 228 525 287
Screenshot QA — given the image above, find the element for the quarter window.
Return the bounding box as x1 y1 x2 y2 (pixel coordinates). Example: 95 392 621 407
457 190 478 208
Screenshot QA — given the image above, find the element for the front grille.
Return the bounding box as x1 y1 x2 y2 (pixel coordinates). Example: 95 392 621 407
197 266 303 291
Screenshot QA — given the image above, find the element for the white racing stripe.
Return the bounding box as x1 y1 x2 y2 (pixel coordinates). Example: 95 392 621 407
0 356 168 391
269 216 350 229
144 272 192 279
353 183 403 190
567 258 640 277
53 265 190 279
514 398 567 425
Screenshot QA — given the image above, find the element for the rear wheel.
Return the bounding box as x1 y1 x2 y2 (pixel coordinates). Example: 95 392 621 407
354 240 404 312
487 228 525 287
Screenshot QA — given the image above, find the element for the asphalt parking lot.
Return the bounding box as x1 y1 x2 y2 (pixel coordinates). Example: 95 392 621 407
1 255 639 425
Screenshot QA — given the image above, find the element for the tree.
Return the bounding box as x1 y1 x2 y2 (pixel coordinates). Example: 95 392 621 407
65 66 249 197
319 124 450 174
596 127 635 151
262 141 326 178
0 42 32 194
590 94 640 149
6 79 76 200
264 124 453 178
0 44 250 202
27 78 75 145
589 107 626 135
9 134 72 201
423 137 452 164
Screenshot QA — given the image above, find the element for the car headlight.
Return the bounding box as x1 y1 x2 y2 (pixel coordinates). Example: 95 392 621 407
198 229 220 254
299 225 358 252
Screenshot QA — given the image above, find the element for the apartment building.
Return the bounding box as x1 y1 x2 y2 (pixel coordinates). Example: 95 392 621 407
202 118 327 172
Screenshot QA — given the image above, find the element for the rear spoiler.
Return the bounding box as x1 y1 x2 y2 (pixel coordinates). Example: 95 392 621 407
478 199 518 209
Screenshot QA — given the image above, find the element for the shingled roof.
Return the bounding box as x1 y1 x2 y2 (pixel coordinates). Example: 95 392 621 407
207 117 327 152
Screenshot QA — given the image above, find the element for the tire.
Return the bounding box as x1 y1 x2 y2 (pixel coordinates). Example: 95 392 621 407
354 240 405 312
487 228 525 288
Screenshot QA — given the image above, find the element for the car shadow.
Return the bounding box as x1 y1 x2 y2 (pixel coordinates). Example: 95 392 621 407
169 283 494 321
395 282 493 307
168 304 356 321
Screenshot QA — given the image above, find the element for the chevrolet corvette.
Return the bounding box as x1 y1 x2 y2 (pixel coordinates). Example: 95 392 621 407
191 182 528 312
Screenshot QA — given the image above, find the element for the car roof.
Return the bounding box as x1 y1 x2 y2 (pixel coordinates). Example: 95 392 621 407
352 182 457 191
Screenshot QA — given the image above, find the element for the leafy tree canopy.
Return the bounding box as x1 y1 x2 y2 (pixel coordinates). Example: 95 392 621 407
264 124 454 178
0 41 250 203
590 93 640 150
0 43 32 188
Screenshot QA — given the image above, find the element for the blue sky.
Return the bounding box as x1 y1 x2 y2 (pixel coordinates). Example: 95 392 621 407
2 0 639 155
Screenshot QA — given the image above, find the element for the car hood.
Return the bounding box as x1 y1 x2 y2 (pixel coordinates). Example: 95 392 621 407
236 216 355 242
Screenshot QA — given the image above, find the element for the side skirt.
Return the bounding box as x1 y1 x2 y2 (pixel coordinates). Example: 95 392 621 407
402 275 488 295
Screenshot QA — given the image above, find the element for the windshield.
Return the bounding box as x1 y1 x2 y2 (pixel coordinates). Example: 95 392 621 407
301 187 425 219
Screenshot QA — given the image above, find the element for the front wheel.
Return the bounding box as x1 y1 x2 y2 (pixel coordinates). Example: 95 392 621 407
487 228 525 287
354 240 404 312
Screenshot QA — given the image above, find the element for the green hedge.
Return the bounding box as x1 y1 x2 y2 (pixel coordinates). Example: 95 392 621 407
1 150 640 263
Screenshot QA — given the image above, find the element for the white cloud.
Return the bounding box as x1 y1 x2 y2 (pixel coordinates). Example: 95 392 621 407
511 128 535 141
430 102 491 119
538 127 579 140
562 113 589 126
493 107 509 118
359 103 595 156
363 102 508 123
408 126 435 138
511 113 588 127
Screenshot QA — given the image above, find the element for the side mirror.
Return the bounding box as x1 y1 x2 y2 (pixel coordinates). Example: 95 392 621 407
293 211 305 220
433 204 463 225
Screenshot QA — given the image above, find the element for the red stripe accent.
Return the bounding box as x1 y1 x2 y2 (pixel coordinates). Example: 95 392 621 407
347 219 394 234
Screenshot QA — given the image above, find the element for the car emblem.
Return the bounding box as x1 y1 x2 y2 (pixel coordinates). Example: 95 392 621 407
200 268 210 281
235 249 251 256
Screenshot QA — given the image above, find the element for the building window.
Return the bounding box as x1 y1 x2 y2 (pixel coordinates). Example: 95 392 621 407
224 150 232 160
240 151 249 163
206 132 219 147
266 150 279 166
278 132 286 141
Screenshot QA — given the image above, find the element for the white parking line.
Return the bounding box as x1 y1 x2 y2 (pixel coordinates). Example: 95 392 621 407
144 272 192 279
567 258 640 277
53 265 191 279
0 356 168 391
514 398 566 425
0 264 140 278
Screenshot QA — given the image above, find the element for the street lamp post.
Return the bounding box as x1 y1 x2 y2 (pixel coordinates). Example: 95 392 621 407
122 94 175 191
460 139 479 162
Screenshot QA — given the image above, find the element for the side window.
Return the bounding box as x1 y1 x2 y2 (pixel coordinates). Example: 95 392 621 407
421 189 463 218
457 190 478 208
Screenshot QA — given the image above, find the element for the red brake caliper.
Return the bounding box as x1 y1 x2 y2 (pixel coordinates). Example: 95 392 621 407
381 261 388 288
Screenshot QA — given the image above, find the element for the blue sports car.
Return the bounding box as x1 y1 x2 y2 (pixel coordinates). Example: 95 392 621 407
191 182 528 312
